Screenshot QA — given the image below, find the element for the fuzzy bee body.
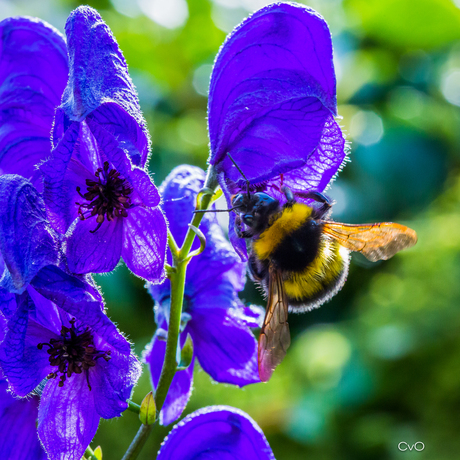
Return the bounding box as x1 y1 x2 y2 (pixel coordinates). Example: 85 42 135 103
249 202 350 311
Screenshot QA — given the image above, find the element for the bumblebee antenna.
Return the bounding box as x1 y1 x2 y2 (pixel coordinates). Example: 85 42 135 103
227 153 251 199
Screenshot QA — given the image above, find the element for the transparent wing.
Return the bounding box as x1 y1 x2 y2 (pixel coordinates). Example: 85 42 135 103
322 221 418 262
258 265 291 382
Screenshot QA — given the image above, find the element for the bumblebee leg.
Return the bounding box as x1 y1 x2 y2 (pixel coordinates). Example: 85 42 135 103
248 253 267 282
294 191 333 217
281 186 296 207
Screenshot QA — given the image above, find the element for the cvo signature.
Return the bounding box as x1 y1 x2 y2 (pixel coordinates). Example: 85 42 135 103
398 442 425 452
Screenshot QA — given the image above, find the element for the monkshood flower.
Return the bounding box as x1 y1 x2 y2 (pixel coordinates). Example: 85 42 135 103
0 175 107 342
145 165 262 425
0 378 47 460
207 3 347 258
40 6 166 280
157 406 275 459
0 16 68 190
0 272 141 460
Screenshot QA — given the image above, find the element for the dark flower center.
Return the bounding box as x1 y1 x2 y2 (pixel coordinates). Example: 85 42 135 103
76 161 133 233
37 318 111 390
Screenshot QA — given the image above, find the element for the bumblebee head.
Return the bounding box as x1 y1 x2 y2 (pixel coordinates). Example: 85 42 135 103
232 192 280 234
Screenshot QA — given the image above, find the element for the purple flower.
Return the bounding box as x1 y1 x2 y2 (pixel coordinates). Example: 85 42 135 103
207 3 347 258
0 174 102 307
0 269 141 460
0 175 60 294
0 378 47 460
157 406 275 459
0 17 68 190
39 6 166 281
56 6 150 168
145 165 262 425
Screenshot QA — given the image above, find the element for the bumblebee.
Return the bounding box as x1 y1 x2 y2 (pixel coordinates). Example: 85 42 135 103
231 185 417 382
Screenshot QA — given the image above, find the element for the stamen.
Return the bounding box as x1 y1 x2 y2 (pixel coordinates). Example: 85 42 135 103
75 161 133 232
37 318 111 390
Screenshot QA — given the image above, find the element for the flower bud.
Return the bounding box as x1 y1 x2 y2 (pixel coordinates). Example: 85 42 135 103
139 391 156 425
177 334 193 370
94 446 103 459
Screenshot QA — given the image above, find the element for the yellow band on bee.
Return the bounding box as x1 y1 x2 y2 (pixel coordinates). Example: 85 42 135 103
283 242 347 301
253 203 313 260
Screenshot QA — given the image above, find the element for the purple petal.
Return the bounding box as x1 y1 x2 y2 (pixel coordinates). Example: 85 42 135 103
214 98 330 187
0 379 46 460
31 266 130 352
208 3 337 183
122 206 167 283
157 406 275 460
0 17 68 188
239 303 265 329
65 217 123 275
160 165 206 243
189 306 260 386
0 312 5 343
38 375 100 460
91 339 141 419
0 175 59 293
130 168 161 207
0 291 57 396
41 122 87 233
84 117 133 180
61 6 149 166
27 285 63 335
227 210 249 261
0 287 17 321
264 114 347 202
87 103 149 167
145 328 194 425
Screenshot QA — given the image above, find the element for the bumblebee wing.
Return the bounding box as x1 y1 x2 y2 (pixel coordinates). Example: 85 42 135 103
258 265 291 382
322 221 417 262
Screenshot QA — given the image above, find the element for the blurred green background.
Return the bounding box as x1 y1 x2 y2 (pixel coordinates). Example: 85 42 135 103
2 0 460 458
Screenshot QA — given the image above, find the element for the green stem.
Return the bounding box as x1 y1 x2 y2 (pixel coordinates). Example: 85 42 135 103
121 425 153 460
153 259 187 411
127 400 141 414
121 260 187 460
121 172 218 460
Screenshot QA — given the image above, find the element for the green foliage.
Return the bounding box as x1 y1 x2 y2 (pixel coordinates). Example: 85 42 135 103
345 0 460 50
